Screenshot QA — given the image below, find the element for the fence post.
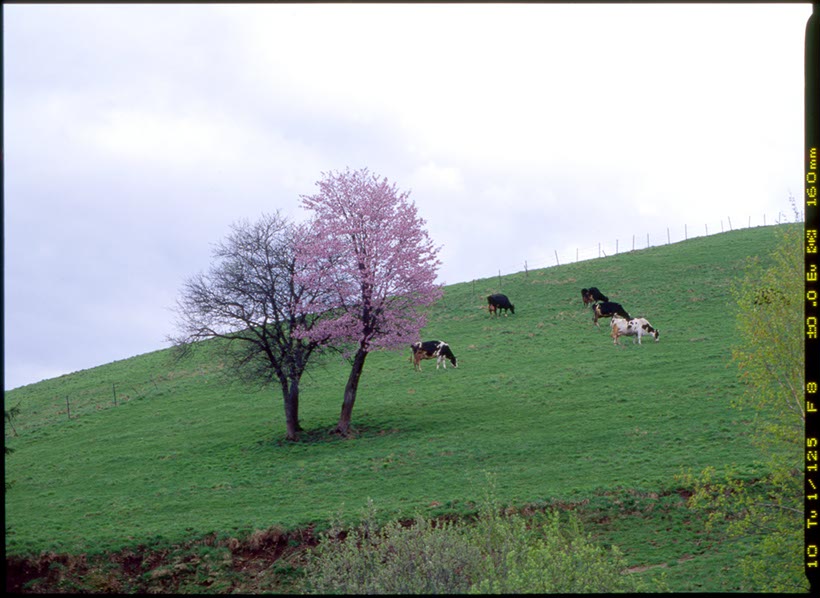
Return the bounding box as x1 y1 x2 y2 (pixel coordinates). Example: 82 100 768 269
616 239 619 254
65 395 71 420
667 227 670 244
728 216 733 231
646 233 649 248
524 261 528 277
685 224 688 240
554 250 560 266
705 223 708 235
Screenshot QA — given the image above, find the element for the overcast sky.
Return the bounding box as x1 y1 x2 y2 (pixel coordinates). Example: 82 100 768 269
3 3 812 390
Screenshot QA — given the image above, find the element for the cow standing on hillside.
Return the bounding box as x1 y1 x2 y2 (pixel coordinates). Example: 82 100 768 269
487 294 515 316
610 316 660 345
592 301 631 327
410 341 458 371
581 287 609 306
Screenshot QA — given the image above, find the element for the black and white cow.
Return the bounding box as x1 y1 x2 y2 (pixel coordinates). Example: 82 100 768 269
581 287 609 306
610 316 660 345
410 340 458 371
487 294 515 316
592 301 631 327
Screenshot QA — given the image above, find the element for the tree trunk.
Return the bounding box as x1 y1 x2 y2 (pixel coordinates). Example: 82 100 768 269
336 347 368 436
283 378 302 441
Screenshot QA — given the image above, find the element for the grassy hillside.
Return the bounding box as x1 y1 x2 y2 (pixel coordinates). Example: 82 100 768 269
4 225 796 591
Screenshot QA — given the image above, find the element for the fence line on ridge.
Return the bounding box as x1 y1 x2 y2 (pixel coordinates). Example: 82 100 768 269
482 211 801 283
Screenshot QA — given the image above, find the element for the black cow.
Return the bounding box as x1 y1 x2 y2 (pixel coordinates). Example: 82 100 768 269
592 301 631 327
581 287 609 306
487 293 515 316
410 340 458 371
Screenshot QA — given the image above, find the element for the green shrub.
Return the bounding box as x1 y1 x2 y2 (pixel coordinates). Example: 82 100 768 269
301 493 654 594
469 509 640 593
301 500 481 594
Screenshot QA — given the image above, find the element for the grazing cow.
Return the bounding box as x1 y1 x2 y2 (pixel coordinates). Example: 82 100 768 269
487 293 515 316
610 316 660 345
581 287 609 306
410 340 458 371
592 301 631 327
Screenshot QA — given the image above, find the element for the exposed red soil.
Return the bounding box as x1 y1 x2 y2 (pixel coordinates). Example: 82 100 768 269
6 526 320 594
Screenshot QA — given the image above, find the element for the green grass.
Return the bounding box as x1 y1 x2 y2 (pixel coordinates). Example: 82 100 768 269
4 224 797 591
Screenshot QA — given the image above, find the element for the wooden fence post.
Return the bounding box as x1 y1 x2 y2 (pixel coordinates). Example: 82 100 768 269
65 395 71 420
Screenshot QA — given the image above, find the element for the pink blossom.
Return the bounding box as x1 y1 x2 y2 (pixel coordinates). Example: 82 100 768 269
294 167 442 352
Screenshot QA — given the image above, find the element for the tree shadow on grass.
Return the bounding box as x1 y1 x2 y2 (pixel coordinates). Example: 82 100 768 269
256 420 408 448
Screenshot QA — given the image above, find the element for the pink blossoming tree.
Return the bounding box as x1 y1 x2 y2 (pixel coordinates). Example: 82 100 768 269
296 167 442 436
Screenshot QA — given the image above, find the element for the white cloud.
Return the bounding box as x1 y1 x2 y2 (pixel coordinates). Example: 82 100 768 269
409 163 465 194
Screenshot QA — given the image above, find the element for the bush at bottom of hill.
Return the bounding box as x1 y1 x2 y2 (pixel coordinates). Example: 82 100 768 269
300 497 666 594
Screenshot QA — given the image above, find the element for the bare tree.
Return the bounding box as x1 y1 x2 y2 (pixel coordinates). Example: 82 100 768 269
169 212 330 441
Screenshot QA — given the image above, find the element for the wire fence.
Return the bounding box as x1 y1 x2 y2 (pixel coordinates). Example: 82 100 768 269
5 378 165 437
4 361 224 438
494 211 801 278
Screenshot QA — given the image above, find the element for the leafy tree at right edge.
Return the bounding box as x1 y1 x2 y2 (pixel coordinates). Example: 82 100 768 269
680 222 807 592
